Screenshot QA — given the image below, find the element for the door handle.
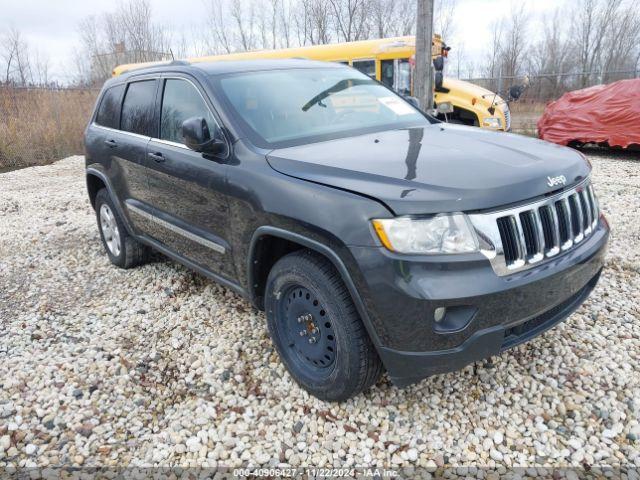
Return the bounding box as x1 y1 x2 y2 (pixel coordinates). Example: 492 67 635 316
104 139 118 148
148 152 165 163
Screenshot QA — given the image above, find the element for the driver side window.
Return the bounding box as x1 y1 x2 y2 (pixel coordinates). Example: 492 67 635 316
160 78 217 144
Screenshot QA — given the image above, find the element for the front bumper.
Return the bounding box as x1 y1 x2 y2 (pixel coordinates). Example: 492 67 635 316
348 217 609 387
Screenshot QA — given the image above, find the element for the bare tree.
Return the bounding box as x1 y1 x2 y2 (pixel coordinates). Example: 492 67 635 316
528 8 574 97
572 0 623 86
270 0 280 48
434 0 457 40
205 0 234 53
0 28 39 86
500 3 529 80
600 1 640 82
75 0 171 84
1 28 20 84
300 0 333 44
230 0 257 50
370 0 394 38
368 0 415 38
32 49 50 86
279 0 295 47
328 0 369 42
450 41 469 78
483 19 504 81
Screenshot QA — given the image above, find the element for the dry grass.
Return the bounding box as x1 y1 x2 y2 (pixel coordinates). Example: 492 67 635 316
509 101 548 137
0 87 98 171
0 89 556 170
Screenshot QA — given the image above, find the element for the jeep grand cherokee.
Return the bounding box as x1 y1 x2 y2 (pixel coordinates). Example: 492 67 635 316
84 60 609 401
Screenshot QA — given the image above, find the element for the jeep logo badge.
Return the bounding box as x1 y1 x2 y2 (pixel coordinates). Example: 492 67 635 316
547 175 567 188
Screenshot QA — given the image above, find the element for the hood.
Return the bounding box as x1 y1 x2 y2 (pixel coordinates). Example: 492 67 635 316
265 124 590 216
442 78 499 100
440 78 506 110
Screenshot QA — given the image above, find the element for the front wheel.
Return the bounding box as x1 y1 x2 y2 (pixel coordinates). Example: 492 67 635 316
265 250 383 401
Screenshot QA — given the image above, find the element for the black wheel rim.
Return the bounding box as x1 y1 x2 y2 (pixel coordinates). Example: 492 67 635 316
277 285 336 370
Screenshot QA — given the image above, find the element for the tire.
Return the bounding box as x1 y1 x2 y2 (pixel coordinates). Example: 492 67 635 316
95 188 150 269
265 250 383 401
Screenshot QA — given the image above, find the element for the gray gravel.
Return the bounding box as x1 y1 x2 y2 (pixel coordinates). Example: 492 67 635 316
0 153 638 470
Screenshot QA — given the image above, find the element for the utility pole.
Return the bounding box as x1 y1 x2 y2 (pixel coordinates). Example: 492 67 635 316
414 0 434 111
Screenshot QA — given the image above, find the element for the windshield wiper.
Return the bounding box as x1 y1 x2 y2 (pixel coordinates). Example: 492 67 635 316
301 78 371 112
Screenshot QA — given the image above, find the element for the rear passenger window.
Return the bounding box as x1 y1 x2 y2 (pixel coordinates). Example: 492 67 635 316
121 80 156 137
95 84 124 129
160 79 217 144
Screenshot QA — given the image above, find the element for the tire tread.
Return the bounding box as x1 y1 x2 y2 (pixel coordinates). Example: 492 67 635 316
266 249 383 400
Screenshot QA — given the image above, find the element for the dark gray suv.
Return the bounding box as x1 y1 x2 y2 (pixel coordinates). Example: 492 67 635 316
84 59 609 401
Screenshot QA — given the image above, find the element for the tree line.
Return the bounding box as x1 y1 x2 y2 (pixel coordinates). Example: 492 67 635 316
471 0 640 98
1 0 639 98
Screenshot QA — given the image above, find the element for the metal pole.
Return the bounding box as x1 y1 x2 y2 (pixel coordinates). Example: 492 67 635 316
414 0 434 111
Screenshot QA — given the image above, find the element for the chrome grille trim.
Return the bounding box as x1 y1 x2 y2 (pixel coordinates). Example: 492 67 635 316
530 209 545 263
469 179 599 276
547 204 561 256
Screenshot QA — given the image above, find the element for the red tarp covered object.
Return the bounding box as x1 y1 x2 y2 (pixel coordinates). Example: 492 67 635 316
537 78 640 148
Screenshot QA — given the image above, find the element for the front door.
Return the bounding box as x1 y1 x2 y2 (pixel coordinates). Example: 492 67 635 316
136 75 234 279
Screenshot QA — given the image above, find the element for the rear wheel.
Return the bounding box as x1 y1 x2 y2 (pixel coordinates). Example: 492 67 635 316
95 189 150 268
265 250 383 401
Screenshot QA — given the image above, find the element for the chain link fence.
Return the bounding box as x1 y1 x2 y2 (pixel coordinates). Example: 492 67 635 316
462 70 640 136
0 86 99 171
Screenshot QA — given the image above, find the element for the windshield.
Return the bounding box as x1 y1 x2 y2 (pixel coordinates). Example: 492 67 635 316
216 67 427 147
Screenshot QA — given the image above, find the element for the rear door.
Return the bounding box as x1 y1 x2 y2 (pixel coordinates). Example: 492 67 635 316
136 75 234 279
89 83 125 158
97 77 159 235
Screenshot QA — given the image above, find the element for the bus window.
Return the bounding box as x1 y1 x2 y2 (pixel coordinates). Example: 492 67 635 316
352 59 375 78
379 59 412 96
396 59 412 96
381 60 394 88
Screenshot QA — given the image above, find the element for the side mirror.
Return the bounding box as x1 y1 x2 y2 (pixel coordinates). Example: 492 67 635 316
433 55 444 72
436 101 454 114
509 84 525 101
434 71 444 90
404 95 420 109
182 117 226 155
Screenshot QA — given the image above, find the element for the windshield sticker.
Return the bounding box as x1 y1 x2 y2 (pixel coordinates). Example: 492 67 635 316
378 96 416 116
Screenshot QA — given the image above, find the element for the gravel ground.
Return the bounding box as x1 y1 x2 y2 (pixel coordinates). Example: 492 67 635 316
0 152 639 471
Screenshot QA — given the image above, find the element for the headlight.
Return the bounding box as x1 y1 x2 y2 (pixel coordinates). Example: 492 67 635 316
483 117 503 129
372 214 479 254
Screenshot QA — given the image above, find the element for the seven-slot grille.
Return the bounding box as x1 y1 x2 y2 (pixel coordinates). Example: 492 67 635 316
496 183 599 270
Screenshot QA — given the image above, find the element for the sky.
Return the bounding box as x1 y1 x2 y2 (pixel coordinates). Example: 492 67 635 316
0 0 562 83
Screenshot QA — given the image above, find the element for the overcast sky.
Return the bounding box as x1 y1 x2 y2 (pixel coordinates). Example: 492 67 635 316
1 0 561 82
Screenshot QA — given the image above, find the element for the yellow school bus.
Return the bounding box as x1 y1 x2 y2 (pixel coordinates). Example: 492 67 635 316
113 36 510 131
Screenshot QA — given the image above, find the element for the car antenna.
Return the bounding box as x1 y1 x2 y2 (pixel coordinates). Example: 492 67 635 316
169 49 175 61
488 89 499 116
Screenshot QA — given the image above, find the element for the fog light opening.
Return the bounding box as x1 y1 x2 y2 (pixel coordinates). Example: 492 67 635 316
432 306 478 334
434 307 447 323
